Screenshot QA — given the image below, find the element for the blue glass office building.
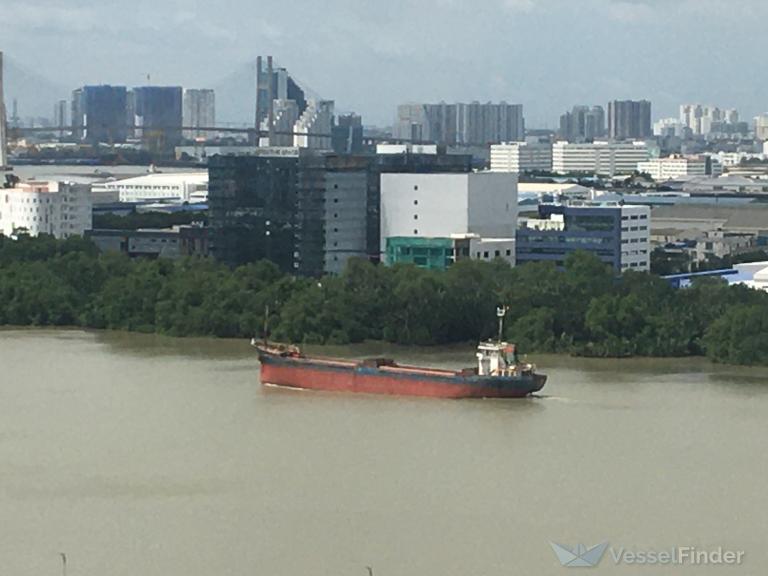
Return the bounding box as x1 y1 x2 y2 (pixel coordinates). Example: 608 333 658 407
516 204 624 271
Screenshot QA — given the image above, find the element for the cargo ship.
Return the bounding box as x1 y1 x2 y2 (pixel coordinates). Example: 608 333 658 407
251 308 546 399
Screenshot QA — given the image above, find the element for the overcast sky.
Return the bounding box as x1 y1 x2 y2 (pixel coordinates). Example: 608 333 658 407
2 0 767 126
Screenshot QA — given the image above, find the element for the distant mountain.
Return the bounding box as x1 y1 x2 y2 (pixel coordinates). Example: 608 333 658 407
3 56 69 121
212 58 321 126
213 60 257 126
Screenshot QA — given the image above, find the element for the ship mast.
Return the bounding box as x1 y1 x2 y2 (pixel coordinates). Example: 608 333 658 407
497 306 508 343
263 304 270 346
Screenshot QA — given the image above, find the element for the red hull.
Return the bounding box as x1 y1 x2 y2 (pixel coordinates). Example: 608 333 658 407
259 353 545 399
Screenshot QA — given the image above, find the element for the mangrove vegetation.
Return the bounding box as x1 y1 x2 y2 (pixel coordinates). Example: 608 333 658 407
1 234 768 365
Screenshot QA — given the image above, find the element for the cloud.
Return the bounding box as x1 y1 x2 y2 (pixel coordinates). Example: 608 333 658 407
6 1 100 32
501 0 537 13
607 1 655 22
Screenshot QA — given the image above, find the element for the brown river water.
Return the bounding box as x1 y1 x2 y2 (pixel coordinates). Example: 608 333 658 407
1 328 766 575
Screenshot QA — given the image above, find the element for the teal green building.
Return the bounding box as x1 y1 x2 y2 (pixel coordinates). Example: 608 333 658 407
385 237 455 270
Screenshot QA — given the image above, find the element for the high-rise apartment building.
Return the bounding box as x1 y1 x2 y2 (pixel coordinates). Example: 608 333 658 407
608 100 651 140
293 100 334 150
680 104 743 136
394 102 524 145
0 51 7 169
559 105 605 141
332 114 364 155
261 99 300 146
132 86 183 150
71 85 129 144
653 118 687 138
754 114 768 141
255 56 307 146
183 89 215 140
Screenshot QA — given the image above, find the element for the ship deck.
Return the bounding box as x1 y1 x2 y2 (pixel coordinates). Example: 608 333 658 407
299 355 461 377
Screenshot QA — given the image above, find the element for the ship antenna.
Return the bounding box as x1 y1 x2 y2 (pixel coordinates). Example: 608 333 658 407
496 305 508 342
263 304 270 346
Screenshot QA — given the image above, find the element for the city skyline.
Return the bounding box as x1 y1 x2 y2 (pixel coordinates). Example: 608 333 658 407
2 0 768 127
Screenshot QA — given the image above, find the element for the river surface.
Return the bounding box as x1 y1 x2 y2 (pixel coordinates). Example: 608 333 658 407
1 329 766 575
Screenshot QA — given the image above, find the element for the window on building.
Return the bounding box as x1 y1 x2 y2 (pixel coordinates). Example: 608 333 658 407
494 250 500 257
414 185 418 191
505 249 511 256
413 214 418 220
414 229 418 234
413 199 418 205
483 251 489 258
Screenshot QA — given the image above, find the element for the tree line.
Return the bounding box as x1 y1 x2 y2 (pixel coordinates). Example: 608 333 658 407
1 234 767 366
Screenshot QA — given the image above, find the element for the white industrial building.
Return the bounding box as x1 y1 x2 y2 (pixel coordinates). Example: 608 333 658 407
99 172 209 203
637 155 712 180
0 180 92 238
380 172 518 263
552 141 652 176
619 204 652 271
490 142 552 173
